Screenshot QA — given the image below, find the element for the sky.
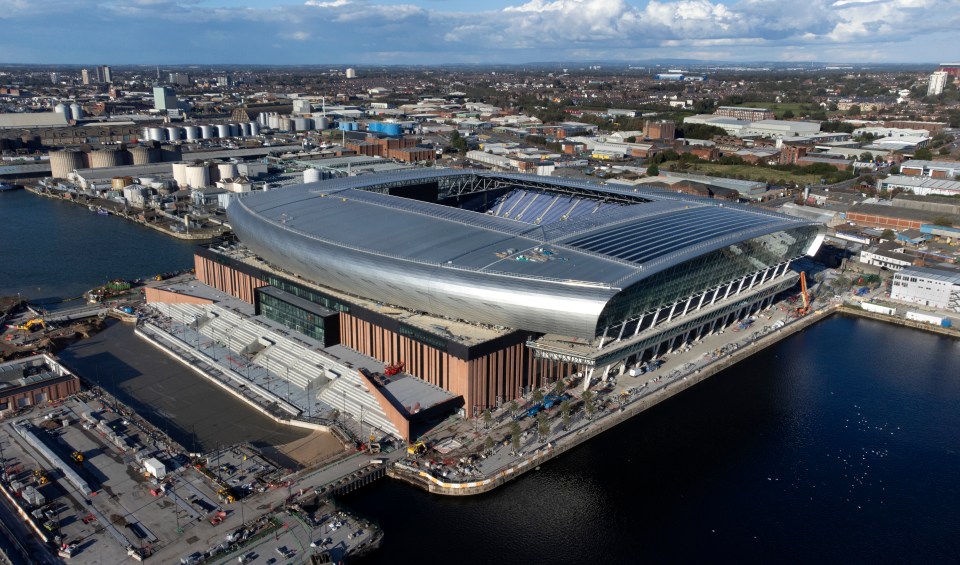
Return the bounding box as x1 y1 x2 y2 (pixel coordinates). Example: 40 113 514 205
1 0 958 65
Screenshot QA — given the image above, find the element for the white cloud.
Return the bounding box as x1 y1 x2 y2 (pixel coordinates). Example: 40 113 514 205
291 31 311 40
304 0 350 7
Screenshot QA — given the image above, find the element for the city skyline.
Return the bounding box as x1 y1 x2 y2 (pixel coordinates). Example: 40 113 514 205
1 0 958 65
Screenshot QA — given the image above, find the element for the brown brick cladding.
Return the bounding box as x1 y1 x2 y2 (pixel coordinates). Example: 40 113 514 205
340 311 576 415
357 368 412 441
144 287 214 305
194 253 266 303
0 376 80 414
845 211 923 230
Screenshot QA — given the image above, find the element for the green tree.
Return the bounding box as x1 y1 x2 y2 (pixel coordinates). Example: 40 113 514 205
859 152 874 162
846 105 861 116
551 379 564 396
582 390 595 417
510 421 521 453
647 163 660 176
482 409 492 429
536 412 550 441
508 400 518 416
449 130 468 153
484 436 495 452
782 109 795 119
560 400 572 431
913 148 933 160
532 389 544 404
880 229 896 240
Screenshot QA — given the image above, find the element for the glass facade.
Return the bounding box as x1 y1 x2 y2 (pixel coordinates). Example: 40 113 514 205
256 287 339 346
596 226 818 333
265 275 351 313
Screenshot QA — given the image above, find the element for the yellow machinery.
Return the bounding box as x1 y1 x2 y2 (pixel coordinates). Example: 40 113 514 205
15 318 46 332
797 272 811 316
33 469 49 485
71 451 84 464
217 487 236 504
407 440 426 456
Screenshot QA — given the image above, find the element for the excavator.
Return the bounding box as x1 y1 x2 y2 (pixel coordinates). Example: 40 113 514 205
12 318 46 332
406 440 427 456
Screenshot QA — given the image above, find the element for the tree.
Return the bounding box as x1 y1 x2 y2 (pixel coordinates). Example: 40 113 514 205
560 400 572 431
859 152 874 162
932 216 952 227
913 148 933 160
582 390 595 417
782 109 795 119
551 379 564 396
508 400 518 416
484 436 495 452
449 130 468 154
536 412 550 441
880 229 896 240
482 409 492 429
646 163 660 177
532 389 544 404
510 421 521 453
846 105 861 116
625 136 637 143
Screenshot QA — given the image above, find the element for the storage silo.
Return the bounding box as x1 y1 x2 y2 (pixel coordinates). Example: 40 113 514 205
70 103 83 120
129 145 160 165
172 162 189 188
293 117 311 131
268 115 281 129
148 127 166 142
200 125 216 139
229 124 241 137
183 126 201 141
249 121 260 136
185 164 210 188
241 122 252 137
50 150 85 179
317 117 330 130
160 145 182 162
111 176 133 190
90 148 123 168
217 162 238 180
54 103 71 121
166 126 182 142
303 168 321 183
279 118 293 132
216 124 231 138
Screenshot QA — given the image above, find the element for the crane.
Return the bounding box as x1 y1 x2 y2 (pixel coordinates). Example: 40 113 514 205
796 272 811 316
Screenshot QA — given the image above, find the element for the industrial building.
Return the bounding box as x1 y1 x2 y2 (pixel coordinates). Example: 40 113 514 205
899 159 960 178
0 354 81 415
172 170 821 418
891 266 960 312
714 107 775 121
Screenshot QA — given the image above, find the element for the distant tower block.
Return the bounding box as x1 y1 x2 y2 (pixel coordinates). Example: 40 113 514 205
346 68 357 79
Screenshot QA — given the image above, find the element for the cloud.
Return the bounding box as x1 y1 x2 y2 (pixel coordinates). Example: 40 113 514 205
291 31 311 40
304 0 350 7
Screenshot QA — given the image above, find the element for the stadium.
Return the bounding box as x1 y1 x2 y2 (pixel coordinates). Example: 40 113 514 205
190 169 822 421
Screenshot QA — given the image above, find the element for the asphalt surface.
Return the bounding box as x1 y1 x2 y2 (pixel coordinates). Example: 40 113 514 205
57 320 312 466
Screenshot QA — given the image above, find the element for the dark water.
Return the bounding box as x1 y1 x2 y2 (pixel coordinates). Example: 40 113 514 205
0 190 195 306
344 316 960 564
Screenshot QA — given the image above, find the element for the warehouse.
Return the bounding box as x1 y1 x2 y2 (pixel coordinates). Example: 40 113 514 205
891 266 960 312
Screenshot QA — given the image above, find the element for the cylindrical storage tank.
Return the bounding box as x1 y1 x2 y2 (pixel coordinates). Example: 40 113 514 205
279 118 293 132
227 124 238 137
50 150 85 179
294 117 311 131
129 146 160 165
172 162 188 188
148 127 166 142
217 162 238 180
368 122 381 133
382 123 402 137
54 103 71 121
303 168 321 183
165 127 182 142
216 124 231 138
183 126 200 141
138 177 155 186
317 117 330 130
160 145 182 162
185 164 210 188
268 115 281 129
241 122 252 137
111 176 133 190
249 122 260 136
200 125 216 139
70 103 83 120
89 148 123 168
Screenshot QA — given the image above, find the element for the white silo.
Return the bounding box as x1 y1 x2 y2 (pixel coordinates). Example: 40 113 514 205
249 122 260 136
50 150 85 179
183 126 201 141
229 123 241 137
172 162 189 188
241 122 252 137
200 125 215 139
317 117 330 130
303 168 321 183
294 117 311 131
166 126 182 142
217 162 238 180
54 102 71 121
185 164 210 188
148 127 166 142
267 115 281 129
216 124 231 138
280 117 294 131
89 148 123 168
70 103 83 120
